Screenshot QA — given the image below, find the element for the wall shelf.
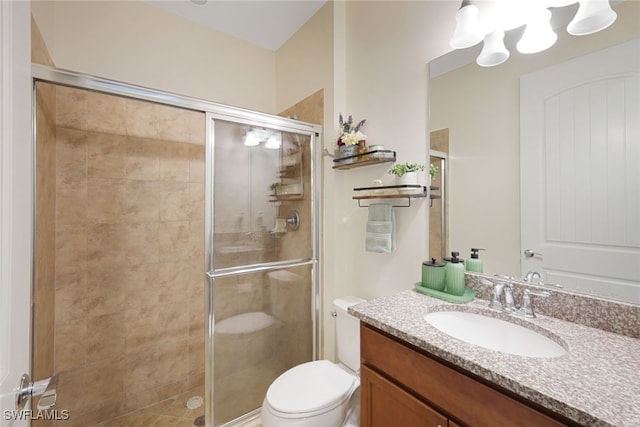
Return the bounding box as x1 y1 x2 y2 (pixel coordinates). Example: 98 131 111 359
332 150 396 169
353 185 427 207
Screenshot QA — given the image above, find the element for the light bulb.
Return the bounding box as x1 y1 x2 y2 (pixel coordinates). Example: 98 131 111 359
450 0 484 49
477 30 510 67
567 0 617 36
517 8 558 54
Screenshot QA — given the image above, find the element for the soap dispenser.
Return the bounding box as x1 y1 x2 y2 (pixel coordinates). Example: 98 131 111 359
445 251 466 296
466 248 485 273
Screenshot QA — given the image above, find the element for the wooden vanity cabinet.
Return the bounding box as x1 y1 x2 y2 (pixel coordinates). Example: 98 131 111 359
360 324 575 427
361 365 448 427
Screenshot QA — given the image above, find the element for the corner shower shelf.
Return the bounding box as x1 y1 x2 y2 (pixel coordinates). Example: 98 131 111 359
332 150 396 169
352 185 427 207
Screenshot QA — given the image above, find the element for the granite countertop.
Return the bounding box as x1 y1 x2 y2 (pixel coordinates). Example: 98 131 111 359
350 289 640 427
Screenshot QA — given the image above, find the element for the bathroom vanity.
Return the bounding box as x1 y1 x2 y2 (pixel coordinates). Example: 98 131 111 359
360 325 569 427
351 290 640 427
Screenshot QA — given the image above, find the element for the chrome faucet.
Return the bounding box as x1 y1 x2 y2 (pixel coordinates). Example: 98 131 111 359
489 282 550 318
524 271 542 283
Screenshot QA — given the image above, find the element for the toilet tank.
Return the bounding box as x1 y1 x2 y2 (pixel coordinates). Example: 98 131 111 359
333 296 366 372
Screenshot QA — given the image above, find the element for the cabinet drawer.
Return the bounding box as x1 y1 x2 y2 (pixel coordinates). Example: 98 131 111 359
361 324 570 427
361 365 448 427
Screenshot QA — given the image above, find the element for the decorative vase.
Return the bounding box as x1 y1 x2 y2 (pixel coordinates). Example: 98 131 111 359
396 171 418 194
338 144 358 162
396 171 418 186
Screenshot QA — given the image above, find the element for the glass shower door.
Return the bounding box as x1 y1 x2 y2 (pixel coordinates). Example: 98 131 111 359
206 117 318 426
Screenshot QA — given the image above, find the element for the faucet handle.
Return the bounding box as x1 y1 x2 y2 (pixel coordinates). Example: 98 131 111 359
502 283 517 313
519 289 550 318
488 282 505 310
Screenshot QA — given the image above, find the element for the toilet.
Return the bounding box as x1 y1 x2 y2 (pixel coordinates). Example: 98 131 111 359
261 296 365 427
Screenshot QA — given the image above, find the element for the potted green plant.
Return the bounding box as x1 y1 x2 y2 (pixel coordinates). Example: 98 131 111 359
388 162 425 187
429 163 438 179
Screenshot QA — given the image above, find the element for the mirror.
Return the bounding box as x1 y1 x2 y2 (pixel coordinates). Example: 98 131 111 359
428 0 639 303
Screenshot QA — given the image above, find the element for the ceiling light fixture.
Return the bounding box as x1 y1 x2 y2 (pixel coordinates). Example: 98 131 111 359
477 30 510 67
449 0 618 67
517 8 558 54
265 133 282 150
244 129 260 147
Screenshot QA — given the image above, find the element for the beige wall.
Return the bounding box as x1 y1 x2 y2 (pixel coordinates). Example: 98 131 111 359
430 0 640 277
333 1 455 299
31 0 277 113
274 0 337 359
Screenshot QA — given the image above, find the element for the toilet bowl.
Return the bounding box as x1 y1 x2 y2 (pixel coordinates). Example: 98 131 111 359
261 296 365 427
261 360 358 427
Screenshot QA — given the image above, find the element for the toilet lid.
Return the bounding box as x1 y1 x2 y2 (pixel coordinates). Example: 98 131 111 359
266 360 356 415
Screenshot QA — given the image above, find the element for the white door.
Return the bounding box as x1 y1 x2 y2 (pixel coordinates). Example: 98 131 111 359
520 39 640 303
0 2 33 426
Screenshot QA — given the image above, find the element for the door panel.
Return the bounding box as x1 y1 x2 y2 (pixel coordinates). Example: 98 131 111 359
520 38 640 303
1 2 32 426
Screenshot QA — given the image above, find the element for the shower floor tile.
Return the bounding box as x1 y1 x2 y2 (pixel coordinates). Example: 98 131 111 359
93 387 204 427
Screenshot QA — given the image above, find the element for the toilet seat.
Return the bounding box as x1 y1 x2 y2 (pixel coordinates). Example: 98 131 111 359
265 360 357 418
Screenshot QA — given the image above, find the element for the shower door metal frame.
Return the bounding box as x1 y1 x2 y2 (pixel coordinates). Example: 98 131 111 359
31 64 322 427
204 112 321 427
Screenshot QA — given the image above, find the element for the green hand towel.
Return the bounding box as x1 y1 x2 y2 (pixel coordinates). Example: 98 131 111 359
366 204 396 253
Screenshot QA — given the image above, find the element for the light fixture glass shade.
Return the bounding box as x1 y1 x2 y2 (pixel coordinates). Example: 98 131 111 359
544 0 577 7
477 30 510 67
517 8 558 54
265 133 281 149
450 0 484 49
244 129 260 146
567 0 617 36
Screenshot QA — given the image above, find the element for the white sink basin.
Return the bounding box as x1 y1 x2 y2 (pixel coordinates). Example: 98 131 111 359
424 311 567 358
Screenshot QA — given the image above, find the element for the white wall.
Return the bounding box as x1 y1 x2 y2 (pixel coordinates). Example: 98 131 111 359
276 0 465 360
31 0 277 113
430 0 640 277
276 2 333 120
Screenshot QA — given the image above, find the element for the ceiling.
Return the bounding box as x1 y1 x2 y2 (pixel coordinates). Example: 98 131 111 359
143 0 328 51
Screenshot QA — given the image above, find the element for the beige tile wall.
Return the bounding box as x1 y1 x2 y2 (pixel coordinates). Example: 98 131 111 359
277 90 322 367
52 86 205 426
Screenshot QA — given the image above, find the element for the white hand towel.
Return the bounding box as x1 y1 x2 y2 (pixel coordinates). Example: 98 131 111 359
365 204 396 253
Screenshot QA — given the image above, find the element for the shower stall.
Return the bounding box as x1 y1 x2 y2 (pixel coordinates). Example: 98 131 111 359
32 65 321 427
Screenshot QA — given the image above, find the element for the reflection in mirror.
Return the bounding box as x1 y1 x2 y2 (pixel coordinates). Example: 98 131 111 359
428 0 639 303
429 129 449 261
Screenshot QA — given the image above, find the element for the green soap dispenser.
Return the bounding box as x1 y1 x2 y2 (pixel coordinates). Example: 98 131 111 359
466 248 485 273
445 251 466 296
